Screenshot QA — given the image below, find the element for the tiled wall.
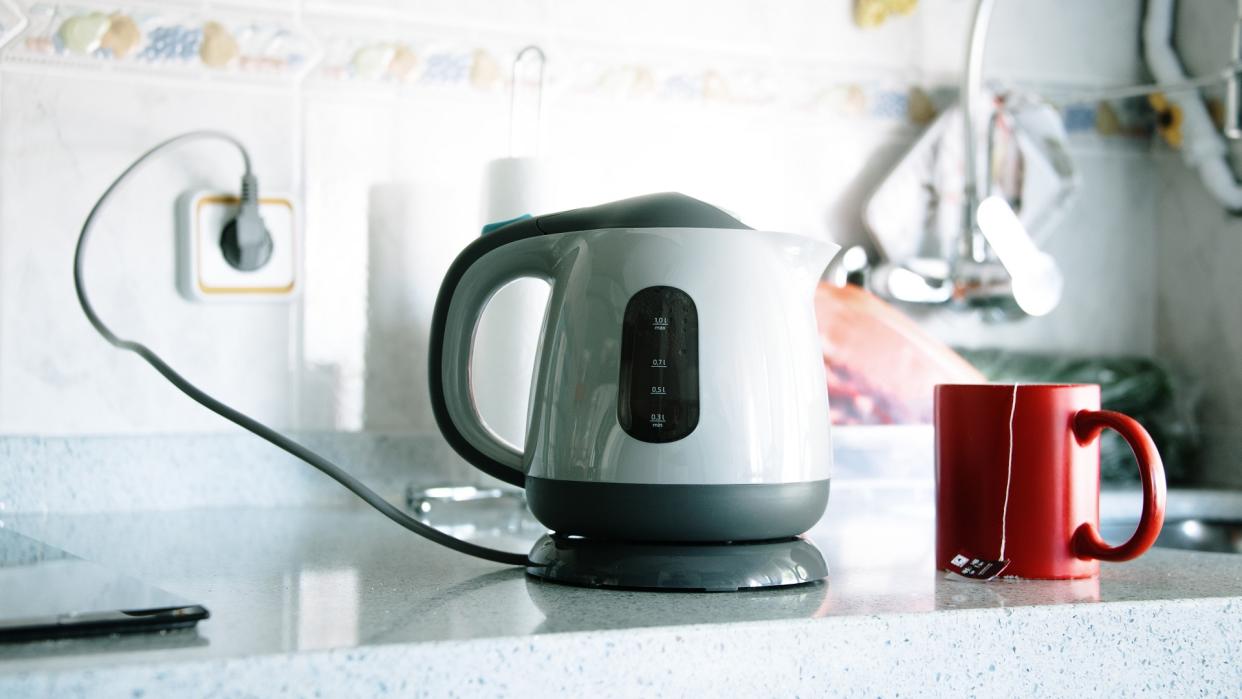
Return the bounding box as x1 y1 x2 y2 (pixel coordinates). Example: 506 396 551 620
0 0 1164 436
1154 1 1242 488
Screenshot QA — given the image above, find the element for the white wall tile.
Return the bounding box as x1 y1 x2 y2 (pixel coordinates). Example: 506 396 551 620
0 71 299 433
916 0 1148 85
1152 2 1242 487
1154 157 1242 487
0 0 1171 437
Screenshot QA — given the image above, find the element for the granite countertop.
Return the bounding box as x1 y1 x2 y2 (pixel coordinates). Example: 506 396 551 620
2 483 1242 696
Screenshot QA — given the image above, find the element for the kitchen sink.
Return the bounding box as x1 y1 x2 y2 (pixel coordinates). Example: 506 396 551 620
1099 519 1242 554
1099 489 1242 554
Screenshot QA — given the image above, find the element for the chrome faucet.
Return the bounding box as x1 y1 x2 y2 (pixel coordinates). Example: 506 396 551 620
841 0 1064 320
834 0 1242 308
959 0 994 270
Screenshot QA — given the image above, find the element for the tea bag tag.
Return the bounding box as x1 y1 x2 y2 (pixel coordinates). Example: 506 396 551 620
945 552 1011 581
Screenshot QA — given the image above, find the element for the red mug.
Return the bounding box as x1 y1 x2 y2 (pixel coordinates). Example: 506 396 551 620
935 383 1166 580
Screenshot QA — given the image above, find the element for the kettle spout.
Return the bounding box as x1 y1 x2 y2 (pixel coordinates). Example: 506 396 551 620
788 238 841 292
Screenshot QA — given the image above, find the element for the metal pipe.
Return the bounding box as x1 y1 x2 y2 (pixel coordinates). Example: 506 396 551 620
1031 67 1239 104
1145 0 1242 210
1225 0 1242 139
508 45 547 158
961 0 995 264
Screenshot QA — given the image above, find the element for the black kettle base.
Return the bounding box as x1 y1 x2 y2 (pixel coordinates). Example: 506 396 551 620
525 533 828 592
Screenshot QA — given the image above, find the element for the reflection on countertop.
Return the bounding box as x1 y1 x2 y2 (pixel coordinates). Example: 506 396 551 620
2 484 1241 666
1 484 1242 696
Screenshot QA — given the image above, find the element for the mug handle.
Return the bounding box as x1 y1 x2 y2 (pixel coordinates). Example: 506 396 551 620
1070 409 1167 562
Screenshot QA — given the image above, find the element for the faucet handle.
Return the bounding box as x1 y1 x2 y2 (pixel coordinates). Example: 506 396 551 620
975 196 1063 317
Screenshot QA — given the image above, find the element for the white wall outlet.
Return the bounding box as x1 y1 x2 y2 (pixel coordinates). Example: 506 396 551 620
176 190 300 302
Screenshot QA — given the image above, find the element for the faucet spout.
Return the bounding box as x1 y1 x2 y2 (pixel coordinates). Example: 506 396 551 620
961 0 996 263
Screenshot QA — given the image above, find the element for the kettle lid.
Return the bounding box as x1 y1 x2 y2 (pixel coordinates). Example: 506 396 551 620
533 192 752 233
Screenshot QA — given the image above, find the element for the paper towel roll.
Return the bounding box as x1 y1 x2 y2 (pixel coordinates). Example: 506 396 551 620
482 157 544 223
471 157 550 448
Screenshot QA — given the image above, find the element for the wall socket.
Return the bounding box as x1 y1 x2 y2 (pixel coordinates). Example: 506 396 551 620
176 190 300 302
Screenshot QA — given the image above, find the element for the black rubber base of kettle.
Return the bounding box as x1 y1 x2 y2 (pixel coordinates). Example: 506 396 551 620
524 533 828 592
525 477 831 543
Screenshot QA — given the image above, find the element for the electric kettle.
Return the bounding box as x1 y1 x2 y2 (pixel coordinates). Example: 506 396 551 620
429 193 839 543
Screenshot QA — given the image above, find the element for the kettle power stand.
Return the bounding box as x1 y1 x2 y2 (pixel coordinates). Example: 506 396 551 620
407 484 829 592
525 533 828 592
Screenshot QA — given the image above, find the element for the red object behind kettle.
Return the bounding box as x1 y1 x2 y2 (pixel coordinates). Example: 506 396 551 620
815 283 985 424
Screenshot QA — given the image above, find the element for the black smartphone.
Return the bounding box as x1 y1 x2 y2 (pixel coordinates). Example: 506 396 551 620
0 528 208 642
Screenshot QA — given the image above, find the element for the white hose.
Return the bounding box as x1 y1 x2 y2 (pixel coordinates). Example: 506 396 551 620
1144 0 1242 210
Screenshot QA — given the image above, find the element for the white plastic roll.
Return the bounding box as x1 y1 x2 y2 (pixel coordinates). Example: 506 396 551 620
482 157 544 224
471 157 550 449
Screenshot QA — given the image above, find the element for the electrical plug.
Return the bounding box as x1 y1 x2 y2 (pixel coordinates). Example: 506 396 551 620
220 173 273 271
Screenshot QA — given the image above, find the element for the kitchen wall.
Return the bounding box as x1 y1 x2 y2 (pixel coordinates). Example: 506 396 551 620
1154 0 1242 488
0 0 1163 437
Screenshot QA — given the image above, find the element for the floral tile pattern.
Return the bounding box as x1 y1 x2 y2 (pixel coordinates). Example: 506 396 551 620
0 0 26 50
8 3 316 78
0 2 1158 140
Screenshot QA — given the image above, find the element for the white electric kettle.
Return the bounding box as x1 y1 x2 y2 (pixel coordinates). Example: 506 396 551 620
430 193 839 543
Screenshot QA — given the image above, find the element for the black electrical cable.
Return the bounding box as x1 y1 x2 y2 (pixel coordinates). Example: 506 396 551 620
72 131 534 567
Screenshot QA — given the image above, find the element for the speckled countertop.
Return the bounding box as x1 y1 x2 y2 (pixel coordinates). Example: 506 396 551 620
2 482 1242 697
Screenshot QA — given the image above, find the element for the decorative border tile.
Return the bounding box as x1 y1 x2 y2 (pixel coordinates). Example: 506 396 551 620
4 2 317 80
306 29 1155 139
308 28 509 92
0 0 28 50
0 2 1158 140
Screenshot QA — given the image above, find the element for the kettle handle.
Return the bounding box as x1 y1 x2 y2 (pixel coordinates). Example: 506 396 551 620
428 218 553 487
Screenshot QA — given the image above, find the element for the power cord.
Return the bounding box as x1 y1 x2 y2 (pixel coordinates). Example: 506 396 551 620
73 130 533 567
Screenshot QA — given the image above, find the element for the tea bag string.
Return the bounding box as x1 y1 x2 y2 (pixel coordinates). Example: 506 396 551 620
999 383 1019 561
